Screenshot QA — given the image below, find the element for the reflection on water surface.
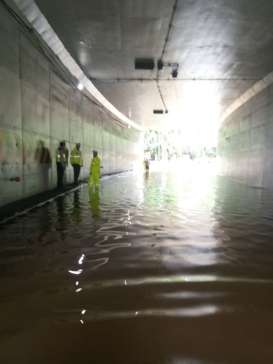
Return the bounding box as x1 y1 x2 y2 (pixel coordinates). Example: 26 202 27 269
1 164 273 363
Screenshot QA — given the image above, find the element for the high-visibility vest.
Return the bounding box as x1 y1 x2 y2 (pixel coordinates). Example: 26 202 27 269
70 148 83 166
89 156 101 178
56 148 67 165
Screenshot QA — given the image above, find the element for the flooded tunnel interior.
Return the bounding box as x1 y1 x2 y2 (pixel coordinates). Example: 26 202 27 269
1 169 273 363
1 0 273 363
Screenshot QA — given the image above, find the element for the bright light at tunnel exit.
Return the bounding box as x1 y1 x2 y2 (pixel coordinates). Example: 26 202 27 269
166 82 220 149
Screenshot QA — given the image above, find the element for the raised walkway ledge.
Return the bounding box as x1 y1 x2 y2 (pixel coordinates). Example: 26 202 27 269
0 171 130 225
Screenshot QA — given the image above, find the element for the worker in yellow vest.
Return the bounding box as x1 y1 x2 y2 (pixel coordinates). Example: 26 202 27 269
70 143 83 185
89 150 101 189
56 141 69 188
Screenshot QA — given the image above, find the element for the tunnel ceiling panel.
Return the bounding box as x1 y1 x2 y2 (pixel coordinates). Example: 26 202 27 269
35 0 273 128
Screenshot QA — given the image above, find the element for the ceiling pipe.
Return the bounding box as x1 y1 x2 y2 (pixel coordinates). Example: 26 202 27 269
155 0 179 113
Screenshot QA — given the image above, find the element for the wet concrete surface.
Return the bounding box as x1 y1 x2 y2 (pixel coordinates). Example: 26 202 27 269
0 184 81 224
1 167 273 363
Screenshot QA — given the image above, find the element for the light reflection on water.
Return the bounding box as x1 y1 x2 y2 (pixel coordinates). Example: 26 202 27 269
1 164 273 363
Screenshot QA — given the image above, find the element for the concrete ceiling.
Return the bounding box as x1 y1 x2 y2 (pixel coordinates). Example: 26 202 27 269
35 0 273 129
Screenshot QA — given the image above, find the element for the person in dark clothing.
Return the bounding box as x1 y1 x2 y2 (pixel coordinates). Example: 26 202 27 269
56 141 69 188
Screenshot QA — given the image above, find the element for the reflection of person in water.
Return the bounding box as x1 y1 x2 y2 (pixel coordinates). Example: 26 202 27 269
35 140 52 189
55 196 67 240
72 190 81 224
89 185 100 218
89 150 101 190
144 169 149 181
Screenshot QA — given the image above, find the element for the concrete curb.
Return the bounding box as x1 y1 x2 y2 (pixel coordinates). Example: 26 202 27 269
0 170 131 225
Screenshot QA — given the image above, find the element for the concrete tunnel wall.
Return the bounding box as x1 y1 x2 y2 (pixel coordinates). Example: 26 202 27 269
219 82 273 189
0 4 142 208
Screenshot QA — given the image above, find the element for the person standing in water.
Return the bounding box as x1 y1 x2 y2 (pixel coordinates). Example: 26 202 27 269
56 141 69 189
70 143 83 185
89 150 101 189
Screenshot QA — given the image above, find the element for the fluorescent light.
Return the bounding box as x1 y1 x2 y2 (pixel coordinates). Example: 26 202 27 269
77 82 84 91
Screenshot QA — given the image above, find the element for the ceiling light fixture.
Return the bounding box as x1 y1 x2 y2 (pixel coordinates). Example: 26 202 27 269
135 58 155 70
153 109 164 114
171 66 178 78
157 60 179 78
77 82 84 91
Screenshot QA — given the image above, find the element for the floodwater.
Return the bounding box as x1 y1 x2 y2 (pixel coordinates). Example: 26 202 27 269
1 163 273 363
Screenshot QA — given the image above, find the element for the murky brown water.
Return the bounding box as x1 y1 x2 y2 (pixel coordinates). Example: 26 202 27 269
1 166 273 363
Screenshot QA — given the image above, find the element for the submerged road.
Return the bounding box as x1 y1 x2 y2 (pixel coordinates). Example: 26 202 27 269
1 164 273 363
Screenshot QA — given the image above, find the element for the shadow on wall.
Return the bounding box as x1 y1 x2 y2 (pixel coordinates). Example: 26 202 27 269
34 140 52 190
